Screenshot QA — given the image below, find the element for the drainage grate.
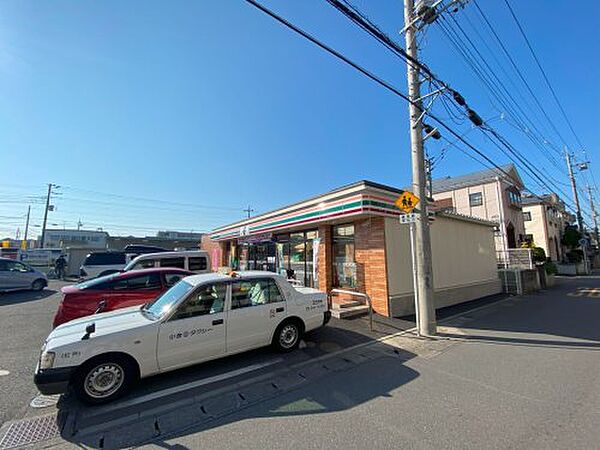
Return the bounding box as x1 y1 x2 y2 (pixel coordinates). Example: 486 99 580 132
0 414 61 449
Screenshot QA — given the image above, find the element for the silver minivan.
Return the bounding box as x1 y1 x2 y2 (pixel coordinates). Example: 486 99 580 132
0 257 48 292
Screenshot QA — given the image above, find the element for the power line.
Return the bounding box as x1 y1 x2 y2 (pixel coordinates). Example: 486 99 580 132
472 0 571 151
502 0 584 150
436 14 565 170
241 0 587 223
328 0 569 189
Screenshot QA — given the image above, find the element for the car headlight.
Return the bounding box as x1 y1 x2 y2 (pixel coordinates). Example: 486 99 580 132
39 351 55 370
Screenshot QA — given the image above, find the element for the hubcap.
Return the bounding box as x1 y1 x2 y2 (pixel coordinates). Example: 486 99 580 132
279 324 298 348
84 363 124 399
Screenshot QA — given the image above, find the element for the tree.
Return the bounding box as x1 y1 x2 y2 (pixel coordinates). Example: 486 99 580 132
561 225 581 250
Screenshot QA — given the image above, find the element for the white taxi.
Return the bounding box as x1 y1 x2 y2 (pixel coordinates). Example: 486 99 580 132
34 271 330 404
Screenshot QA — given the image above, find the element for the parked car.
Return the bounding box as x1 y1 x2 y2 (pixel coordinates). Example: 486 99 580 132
79 251 129 279
124 250 210 273
0 257 48 292
53 268 192 327
35 271 330 404
122 244 169 259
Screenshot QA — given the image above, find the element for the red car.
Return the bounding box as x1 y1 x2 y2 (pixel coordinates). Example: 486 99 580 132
53 268 192 327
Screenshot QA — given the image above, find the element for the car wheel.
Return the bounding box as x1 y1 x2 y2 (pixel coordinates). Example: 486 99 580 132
74 355 136 404
31 279 46 291
273 320 302 352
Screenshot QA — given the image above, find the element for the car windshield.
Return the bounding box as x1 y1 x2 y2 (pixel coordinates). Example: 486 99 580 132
76 273 120 289
142 280 193 320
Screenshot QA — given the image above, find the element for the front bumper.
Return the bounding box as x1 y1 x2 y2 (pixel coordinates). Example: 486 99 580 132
34 366 76 395
323 310 331 325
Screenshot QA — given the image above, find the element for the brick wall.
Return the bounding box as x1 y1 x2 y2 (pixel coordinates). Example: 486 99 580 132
354 217 389 316
200 235 225 270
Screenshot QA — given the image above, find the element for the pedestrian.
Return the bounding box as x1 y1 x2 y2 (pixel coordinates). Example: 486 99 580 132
54 254 67 280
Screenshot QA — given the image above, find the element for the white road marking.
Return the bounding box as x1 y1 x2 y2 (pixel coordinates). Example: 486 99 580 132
83 358 284 417
0 369 9 376
30 394 59 408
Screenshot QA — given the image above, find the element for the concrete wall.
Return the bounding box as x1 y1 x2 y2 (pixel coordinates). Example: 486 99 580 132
385 215 502 317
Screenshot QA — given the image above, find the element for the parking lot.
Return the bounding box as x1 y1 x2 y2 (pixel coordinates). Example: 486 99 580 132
0 280 418 448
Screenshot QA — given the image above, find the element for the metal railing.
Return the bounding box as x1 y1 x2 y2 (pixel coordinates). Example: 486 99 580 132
329 289 373 331
496 248 533 270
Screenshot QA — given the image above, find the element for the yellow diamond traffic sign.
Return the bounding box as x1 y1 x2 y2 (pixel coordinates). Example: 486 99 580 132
395 191 420 214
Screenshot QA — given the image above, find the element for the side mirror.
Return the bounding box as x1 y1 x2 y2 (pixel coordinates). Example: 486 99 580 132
82 322 96 340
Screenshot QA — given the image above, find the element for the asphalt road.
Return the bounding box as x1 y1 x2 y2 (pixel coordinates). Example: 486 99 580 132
0 280 67 427
3 275 599 449
137 274 600 450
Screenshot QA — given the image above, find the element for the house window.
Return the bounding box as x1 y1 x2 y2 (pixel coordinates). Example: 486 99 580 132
332 224 356 288
469 192 483 207
507 189 522 207
523 212 532 221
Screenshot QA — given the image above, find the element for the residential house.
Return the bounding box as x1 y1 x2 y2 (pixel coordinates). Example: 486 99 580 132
522 194 569 262
432 164 526 253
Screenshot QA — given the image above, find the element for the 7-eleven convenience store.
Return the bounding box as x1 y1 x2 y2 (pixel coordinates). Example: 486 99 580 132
208 180 501 317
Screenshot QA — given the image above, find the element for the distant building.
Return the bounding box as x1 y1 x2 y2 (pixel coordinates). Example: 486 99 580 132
522 194 570 262
108 236 200 251
432 164 526 252
156 231 204 241
39 229 108 249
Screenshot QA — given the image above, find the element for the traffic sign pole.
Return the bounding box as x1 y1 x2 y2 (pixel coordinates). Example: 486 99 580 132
408 220 420 333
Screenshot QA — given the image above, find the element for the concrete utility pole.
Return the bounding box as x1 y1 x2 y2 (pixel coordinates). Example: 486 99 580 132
40 183 55 249
403 0 437 336
23 205 31 249
243 206 254 219
565 148 584 233
587 185 599 246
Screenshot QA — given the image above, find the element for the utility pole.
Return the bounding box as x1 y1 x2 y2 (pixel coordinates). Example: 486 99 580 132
565 149 584 233
404 0 436 336
40 183 55 249
22 205 31 250
425 158 433 199
587 185 599 247
243 206 254 219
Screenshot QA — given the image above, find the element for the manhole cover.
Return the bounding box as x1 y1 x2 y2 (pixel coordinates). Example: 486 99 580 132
30 395 59 409
0 414 60 449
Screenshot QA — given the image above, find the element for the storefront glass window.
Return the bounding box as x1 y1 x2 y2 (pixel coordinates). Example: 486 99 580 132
273 230 318 288
333 224 356 288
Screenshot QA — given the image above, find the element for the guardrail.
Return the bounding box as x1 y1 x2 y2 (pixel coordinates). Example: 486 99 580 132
329 289 373 331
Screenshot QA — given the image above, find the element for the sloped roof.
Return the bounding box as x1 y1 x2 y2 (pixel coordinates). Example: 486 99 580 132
432 164 523 194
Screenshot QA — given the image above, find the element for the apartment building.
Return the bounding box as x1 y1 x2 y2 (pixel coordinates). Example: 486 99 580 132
432 164 526 252
522 194 569 262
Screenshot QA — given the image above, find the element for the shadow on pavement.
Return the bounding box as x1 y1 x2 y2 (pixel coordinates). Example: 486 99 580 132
0 288 57 306
56 328 419 449
442 274 600 346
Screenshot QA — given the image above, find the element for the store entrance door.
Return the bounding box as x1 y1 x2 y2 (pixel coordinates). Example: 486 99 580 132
275 230 318 288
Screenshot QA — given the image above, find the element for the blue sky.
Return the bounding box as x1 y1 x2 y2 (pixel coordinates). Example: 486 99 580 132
1 0 598 238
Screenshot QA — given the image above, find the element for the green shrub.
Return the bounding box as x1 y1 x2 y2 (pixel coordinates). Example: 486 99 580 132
544 261 558 275
566 249 583 263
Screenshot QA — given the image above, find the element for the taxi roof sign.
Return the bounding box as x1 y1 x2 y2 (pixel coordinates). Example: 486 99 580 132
395 191 420 214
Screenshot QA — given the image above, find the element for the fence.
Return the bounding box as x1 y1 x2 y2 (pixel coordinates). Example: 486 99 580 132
496 248 533 270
